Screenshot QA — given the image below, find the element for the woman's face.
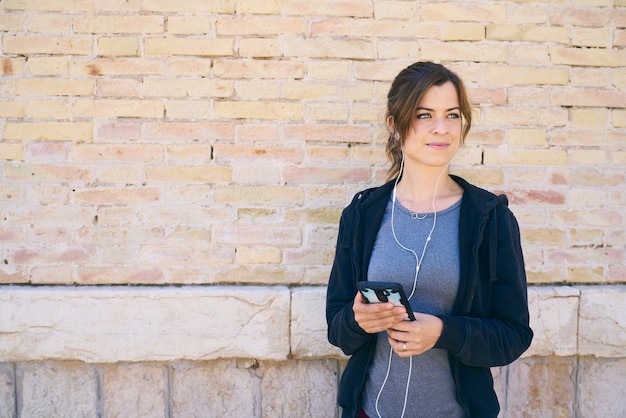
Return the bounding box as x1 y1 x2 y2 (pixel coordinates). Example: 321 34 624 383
401 81 462 170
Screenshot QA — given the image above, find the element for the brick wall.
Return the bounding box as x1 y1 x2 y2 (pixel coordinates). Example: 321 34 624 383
0 0 625 416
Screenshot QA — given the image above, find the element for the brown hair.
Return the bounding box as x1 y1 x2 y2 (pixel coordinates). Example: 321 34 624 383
385 62 472 180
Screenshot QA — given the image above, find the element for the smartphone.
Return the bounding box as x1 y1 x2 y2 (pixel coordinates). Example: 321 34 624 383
356 281 415 321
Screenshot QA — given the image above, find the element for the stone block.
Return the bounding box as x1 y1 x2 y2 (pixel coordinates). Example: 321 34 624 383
578 357 626 418
503 356 576 418
0 286 290 362
102 363 167 417
525 286 579 357
18 361 98 417
260 360 339 418
579 286 626 357
291 287 344 358
171 360 258 416
0 363 15 418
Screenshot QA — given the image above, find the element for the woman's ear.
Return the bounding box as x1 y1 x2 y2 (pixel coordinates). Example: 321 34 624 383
386 115 395 132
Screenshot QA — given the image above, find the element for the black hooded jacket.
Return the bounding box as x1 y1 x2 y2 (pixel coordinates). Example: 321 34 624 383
326 175 533 417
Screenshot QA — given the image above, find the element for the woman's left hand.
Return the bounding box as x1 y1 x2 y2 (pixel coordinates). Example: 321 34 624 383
386 313 443 357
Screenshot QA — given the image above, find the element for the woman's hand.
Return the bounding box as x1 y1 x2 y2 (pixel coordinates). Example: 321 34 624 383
353 292 408 334
386 313 443 357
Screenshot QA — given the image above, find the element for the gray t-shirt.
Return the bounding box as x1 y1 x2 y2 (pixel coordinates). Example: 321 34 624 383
361 196 465 418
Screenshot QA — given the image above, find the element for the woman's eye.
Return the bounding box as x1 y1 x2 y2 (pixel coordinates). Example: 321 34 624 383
448 113 460 119
417 113 430 119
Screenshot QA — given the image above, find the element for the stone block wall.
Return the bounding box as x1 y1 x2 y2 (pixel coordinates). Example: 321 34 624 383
0 0 625 417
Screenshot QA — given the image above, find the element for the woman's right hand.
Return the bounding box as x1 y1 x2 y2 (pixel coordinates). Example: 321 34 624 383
353 292 408 334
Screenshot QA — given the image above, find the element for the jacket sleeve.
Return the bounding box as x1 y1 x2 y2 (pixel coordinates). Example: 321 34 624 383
434 206 533 367
326 207 375 356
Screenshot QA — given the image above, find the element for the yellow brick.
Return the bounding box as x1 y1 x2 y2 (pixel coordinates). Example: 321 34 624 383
238 38 281 58
214 186 303 205
217 16 305 35
146 166 232 183
569 228 605 246
234 80 281 100
351 103 381 123
96 78 141 98
22 14 72 33
75 58 163 76
374 1 418 19
215 101 303 120
306 60 350 80
486 66 569 85
613 70 626 89
352 20 440 38
4 164 92 180
570 150 607 165
306 102 349 122
506 129 547 146
74 15 164 34
507 4 549 24
3 0 93 11
0 143 24 161
377 40 418 59
143 79 233 98
144 37 234 57
552 47 626 67
283 38 375 59
615 30 626 48
484 148 568 166
142 0 234 13
0 58 26 75
236 0 279 14
487 25 570 44
213 59 304 79
8 78 94 96
167 59 213 76
551 129 625 147
3 36 92 55
283 81 372 100
98 37 140 56
421 42 507 63
282 0 372 17
234 247 282 264
0 13 24 31
521 228 566 246
167 16 213 34
612 110 626 128
444 23 485 41
4 122 93 142
27 57 69 75
570 68 609 87
571 109 608 128
422 3 506 22
551 89 626 108
509 45 550 64
72 144 163 163
25 100 68 119
165 100 211 120
97 167 143 184
484 107 568 127
0 100 26 118
72 100 163 118
572 27 610 48
166 144 213 163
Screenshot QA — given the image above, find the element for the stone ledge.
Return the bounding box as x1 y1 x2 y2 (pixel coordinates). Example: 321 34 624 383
2 285 625 363
291 285 626 359
0 286 290 362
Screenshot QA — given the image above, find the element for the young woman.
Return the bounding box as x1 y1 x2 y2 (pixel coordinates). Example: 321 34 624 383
326 62 533 418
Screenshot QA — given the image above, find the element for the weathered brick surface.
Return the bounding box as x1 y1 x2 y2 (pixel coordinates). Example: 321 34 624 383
1 0 625 415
